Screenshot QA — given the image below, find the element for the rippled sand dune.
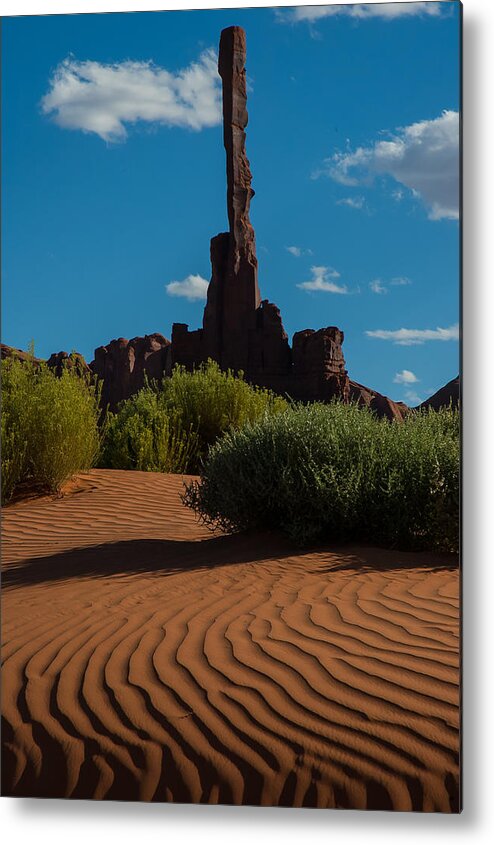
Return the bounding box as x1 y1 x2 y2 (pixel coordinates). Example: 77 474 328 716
1 469 460 811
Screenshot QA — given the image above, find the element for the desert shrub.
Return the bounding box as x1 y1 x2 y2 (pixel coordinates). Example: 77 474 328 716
1 415 27 503
183 402 459 552
100 387 198 474
352 404 459 552
160 360 288 469
1 355 100 501
100 360 288 474
1 358 30 501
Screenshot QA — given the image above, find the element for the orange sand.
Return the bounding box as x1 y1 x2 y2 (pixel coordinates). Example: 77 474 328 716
1 469 459 810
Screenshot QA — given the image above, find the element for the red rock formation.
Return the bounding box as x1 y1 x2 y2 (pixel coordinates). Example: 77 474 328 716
248 300 292 394
349 381 408 422
215 26 260 374
292 328 350 403
170 25 404 419
46 351 92 379
168 27 291 396
1 343 42 365
174 26 262 376
173 27 289 385
419 376 460 411
91 333 171 411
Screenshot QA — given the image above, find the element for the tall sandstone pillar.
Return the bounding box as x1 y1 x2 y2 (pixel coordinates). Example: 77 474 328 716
202 26 261 373
169 26 406 421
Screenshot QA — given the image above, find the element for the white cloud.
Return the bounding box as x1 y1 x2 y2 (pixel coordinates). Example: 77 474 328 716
336 195 366 210
404 389 423 405
366 323 459 345
279 3 445 23
286 245 313 257
369 279 387 294
41 49 221 142
369 275 412 294
297 265 348 294
394 369 419 384
390 276 412 286
166 273 209 301
324 110 459 220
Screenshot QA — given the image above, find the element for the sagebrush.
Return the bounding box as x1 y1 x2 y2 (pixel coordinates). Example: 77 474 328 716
100 360 287 473
183 402 459 552
99 388 199 474
1 354 100 502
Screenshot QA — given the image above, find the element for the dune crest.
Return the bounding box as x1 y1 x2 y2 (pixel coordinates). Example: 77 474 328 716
2 470 459 810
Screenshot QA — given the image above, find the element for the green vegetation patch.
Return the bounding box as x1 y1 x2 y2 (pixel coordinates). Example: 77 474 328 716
183 402 459 553
100 388 199 474
1 354 100 502
100 360 287 474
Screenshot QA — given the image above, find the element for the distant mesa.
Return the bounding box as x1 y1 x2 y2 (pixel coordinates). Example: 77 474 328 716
418 376 460 411
2 27 457 421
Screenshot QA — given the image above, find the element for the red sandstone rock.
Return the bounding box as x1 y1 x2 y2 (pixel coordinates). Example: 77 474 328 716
91 333 171 411
218 27 258 277
201 26 261 375
201 232 229 363
292 328 350 403
46 350 91 379
1 343 42 365
419 376 460 411
171 324 203 373
172 26 294 392
349 381 408 422
246 300 293 395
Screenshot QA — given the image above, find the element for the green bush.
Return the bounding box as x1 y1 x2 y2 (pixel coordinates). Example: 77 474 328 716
183 402 459 552
160 360 288 470
99 388 198 473
100 360 287 474
1 359 29 502
1 355 100 502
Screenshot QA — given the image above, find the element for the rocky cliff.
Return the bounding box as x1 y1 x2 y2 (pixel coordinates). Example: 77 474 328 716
90 334 171 410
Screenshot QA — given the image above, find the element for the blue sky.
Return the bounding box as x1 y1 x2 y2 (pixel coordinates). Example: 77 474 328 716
2 1 460 404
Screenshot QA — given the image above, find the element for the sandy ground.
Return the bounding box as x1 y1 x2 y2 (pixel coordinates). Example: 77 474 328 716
1 469 459 811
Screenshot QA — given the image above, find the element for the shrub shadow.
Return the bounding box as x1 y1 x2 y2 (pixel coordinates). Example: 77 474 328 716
3 534 458 591
1 532 295 590
314 544 459 575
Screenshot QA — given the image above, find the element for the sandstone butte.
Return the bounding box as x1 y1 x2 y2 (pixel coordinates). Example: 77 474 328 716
1 27 458 419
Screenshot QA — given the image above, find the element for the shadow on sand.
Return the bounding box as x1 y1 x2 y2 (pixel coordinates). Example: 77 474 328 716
3 530 458 590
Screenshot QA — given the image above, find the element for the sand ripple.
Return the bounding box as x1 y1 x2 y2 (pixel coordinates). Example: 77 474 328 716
1 470 460 810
